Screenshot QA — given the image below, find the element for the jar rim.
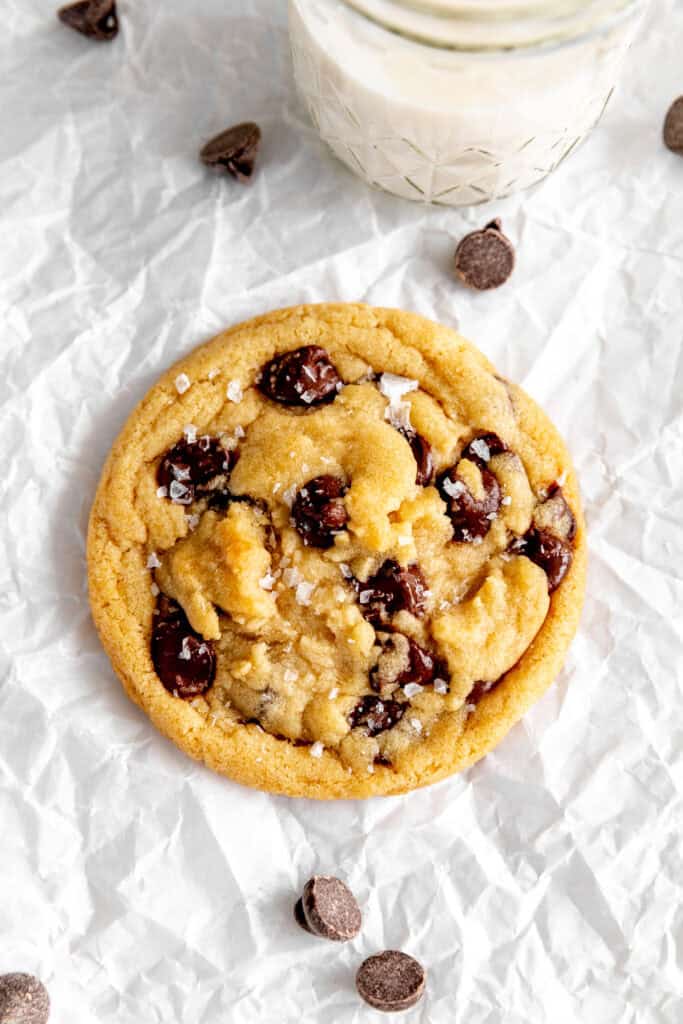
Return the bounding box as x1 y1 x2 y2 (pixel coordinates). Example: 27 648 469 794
342 0 644 51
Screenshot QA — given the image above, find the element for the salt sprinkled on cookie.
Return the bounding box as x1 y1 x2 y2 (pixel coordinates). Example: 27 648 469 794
174 373 191 395
226 380 243 403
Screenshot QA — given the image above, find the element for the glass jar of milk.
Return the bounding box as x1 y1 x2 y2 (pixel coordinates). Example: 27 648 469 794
289 0 646 205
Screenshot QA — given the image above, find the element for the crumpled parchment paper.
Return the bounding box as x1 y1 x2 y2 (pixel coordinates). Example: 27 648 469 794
1 1 681 1021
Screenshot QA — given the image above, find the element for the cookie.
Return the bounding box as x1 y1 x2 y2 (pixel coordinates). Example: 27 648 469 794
88 304 586 798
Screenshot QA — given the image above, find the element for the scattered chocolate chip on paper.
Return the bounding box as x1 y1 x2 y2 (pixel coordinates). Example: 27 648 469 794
356 950 426 1012
0 973 50 1024
298 876 362 942
293 897 315 935
454 218 515 290
663 96 683 155
57 0 118 41
200 122 262 181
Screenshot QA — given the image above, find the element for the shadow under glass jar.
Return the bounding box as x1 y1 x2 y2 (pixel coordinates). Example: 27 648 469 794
289 0 647 205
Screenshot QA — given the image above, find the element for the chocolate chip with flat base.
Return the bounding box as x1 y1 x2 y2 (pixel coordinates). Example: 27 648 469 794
356 951 426 1012
663 97 683 154
151 595 216 698
300 876 362 942
0 974 50 1024
57 0 118 40
454 219 515 290
258 346 342 407
292 475 348 548
200 122 261 181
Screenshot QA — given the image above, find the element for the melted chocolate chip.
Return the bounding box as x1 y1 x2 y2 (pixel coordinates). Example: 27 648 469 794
400 428 434 486
258 346 342 407
438 465 501 543
292 475 348 548
371 632 435 695
58 0 118 40
468 679 499 704
516 527 573 593
460 432 508 466
536 485 577 542
356 951 426 1013
454 219 515 291
200 122 261 181
151 595 216 698
348 695 405 736
157 436 235 505
358 560 428 624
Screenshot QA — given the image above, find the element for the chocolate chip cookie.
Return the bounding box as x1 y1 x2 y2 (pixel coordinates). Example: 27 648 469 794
88 304 586 798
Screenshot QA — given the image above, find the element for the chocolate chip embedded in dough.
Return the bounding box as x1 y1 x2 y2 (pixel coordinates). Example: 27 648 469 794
515 527 573 593
356 950 426 1012
454 219 515 290
257 346 342 407
0 973 50 1024
663 97 683 154
348 695 405 737
200 122 261 181
300 876 362 942
358 560 428 624
151 595 216 698
292 476 348 548
57 0 118 40
438 465 501 543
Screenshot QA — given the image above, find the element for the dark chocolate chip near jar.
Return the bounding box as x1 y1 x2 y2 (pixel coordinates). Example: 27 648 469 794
349 694 405 736
292 475 348 548
151 595 216 698
358 560 428 624
200 122 262 181
454 219 515 290
258 346 342 406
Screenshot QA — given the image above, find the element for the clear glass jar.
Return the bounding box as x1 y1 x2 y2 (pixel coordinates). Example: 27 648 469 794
289 0 646 205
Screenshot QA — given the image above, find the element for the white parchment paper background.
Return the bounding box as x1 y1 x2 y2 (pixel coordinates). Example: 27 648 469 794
1 1 682 1021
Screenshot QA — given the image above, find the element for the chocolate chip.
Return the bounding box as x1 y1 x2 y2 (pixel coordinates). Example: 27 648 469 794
57 0 118 40
533 485 576 542
356 951 426 1013
157 436 236 505
468 679 498 704
300 876 362 942
358 560 428 624
292 475 348 548
258 346 342 407
438 465 501 543
199 122 261 181
664 97 683 155
516 527 573 593
400 429 434 486
0 974 50 1024
348 694 405 736
151 595 216 698
371 633 435 696
294 897 315 935
460 432 508 466
454 219 515 290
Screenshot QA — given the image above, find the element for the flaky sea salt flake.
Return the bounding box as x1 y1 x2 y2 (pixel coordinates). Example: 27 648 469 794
226 380 243 403
403 683 422 698
174 373 191 395
310 741 324 759
183 424 197 443
295 581 315 606
146 552 161 569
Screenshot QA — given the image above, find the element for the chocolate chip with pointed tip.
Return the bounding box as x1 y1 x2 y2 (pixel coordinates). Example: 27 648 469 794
358 560 428 624
57 0 118 40
348 694 405 736
200 122 261 181
454 219 515 290
292 475 348 548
